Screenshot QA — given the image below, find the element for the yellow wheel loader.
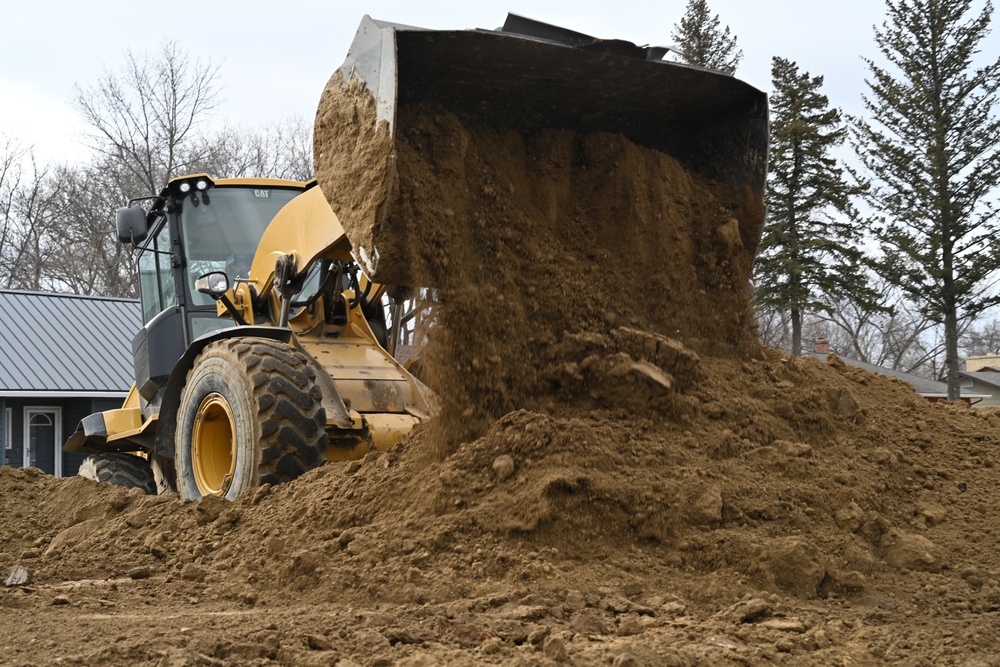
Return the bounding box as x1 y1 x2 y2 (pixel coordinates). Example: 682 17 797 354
67 176 434 500
67 14 768 500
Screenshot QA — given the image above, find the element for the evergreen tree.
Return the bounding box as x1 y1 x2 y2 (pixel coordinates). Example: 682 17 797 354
670 0 743 74
755 57 870 356
853 0 1000 400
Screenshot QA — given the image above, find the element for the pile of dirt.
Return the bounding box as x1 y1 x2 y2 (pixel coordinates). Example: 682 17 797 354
3 351 1000 664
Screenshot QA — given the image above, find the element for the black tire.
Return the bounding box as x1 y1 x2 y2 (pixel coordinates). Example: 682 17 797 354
150 453 177 495
78 452 157 495
174 337 327 501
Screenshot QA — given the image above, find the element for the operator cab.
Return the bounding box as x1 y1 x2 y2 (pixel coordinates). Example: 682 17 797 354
120 175 311 411
118 174 406 415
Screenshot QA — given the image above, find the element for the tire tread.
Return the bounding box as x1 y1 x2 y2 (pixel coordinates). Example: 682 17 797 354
78 452 157 495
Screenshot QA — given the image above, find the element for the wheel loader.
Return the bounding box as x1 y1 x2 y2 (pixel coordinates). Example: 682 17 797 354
66 175 436 500
66 13 768 500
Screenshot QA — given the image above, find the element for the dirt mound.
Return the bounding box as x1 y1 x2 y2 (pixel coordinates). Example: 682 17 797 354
4 350 1000 663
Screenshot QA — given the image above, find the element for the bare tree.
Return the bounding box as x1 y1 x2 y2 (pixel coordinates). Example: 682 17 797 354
0 140 64 292
0 135 27 279
44 161 137 296
73 41 224 193
758 273 952 380
196 117 314 181
755 307 791 350
5 42 316 299
73 41 315 195
0 140 132 296
961 318 1000 358
813 294 942 376
63 41 315 297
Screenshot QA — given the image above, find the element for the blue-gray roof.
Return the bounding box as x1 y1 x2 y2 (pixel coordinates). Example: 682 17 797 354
805 351 990 399
0 290 141 396
960 370 1000 391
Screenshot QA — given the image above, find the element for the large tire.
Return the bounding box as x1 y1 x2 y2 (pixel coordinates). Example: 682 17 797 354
150 453 177 495
78 452 157 495
174 337 327 501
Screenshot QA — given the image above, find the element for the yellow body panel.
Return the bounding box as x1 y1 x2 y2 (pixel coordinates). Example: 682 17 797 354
249 186 353 299
326 413 421 462
101 406 141 434
365 413 421 450
103 410 152 442
214 282 257 325
102 384 159 443
302 338 416 413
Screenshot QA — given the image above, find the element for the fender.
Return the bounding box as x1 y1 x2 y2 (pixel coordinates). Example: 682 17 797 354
152 325 293 459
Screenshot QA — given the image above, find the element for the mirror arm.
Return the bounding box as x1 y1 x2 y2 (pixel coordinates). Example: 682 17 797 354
216 293 248 326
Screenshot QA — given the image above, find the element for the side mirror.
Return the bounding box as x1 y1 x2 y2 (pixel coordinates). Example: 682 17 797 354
116 206 148 245
194 271 230 299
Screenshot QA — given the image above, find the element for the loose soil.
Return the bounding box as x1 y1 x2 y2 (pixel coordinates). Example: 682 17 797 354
3 77 1000 666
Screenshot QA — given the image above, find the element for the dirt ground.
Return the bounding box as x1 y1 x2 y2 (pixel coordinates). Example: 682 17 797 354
3 83 999 666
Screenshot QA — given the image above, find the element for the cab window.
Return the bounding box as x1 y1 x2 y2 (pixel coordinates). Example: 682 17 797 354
137 220 177 323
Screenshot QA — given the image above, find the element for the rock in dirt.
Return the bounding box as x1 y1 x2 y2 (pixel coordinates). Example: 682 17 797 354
717 598 771 624
570 609 613 635
180 564 208 582
881 531 946 572
543 634 569 661
5 567 29 587
766 538 827 598
492 455 515 481
760 618 807 633
305 634 334 651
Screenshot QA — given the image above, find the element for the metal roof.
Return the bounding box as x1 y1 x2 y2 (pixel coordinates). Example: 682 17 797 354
0 290 141 396
805 352 991 400
960 371 1000 391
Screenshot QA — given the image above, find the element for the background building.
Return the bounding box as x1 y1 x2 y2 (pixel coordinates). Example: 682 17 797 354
0 290 140 476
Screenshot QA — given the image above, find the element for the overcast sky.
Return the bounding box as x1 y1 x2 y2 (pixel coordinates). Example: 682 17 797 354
1 1 997 164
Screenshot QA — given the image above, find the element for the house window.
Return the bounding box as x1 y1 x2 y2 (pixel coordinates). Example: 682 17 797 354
4 407 10 449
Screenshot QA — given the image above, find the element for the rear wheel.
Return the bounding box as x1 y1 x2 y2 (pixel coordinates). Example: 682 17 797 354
78 452 157 495
174 337 327 501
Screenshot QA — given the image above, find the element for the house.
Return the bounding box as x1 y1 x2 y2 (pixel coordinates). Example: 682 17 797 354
805 339 991 405
959 354 1000 409
0 290 141 476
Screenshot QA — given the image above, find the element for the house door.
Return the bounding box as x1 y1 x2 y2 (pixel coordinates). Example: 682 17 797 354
24 408 62 477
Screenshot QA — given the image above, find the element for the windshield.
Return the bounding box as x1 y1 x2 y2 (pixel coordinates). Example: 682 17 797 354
179 185 304 307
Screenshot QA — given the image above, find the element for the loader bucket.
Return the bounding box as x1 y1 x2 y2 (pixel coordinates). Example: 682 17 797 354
314 13 768 282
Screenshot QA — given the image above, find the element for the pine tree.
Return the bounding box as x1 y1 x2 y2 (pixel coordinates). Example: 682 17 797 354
670 0 743 74
755 57 870 357
854 0 1000 400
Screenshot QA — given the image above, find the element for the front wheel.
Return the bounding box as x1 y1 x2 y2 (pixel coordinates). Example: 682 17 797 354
174 337 327 501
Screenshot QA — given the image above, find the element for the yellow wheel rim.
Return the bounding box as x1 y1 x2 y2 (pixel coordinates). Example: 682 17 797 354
191 393 236 496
